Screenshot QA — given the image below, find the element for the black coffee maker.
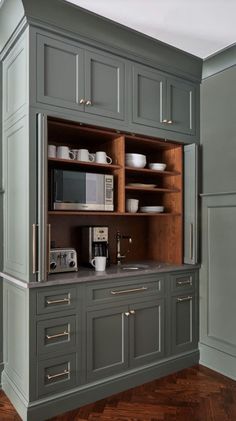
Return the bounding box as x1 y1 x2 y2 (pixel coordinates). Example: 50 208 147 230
80 226 110 266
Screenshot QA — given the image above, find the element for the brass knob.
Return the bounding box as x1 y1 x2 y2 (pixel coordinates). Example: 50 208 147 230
167 120 173 124
124 312 130 317
162 119 168 123
85 100 92 106
79 99 86 104
130 310 135 315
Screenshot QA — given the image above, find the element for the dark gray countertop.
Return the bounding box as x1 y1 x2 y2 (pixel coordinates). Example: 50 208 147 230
1 261 200 289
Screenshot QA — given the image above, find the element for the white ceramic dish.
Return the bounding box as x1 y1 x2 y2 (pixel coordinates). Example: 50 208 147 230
148 163 166 171
125 160 146 169
125 153 146 169
125 153 146 159
140 206 164 213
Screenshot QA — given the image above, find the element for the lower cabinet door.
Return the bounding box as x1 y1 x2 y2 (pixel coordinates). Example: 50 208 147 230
171 294 198 354
86 305 129 382
129 299 165 367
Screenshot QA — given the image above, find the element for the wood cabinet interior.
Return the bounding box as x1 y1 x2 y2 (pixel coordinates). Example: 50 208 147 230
48 117 183 264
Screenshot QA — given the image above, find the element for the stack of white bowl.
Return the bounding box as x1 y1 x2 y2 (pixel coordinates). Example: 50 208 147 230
125 153 146 168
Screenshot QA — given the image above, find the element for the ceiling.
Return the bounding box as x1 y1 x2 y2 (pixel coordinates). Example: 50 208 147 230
66 0 236 59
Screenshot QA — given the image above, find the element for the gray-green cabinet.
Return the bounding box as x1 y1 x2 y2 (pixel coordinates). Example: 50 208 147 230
2 269 198 421
129 299 165 367
132 64 167 129
132 63 196 136
87 298 165 381
170 271 198 355
86 305 129 381
37 35 125 121
171 294 198 354
167 78 196 135
184 144 198 264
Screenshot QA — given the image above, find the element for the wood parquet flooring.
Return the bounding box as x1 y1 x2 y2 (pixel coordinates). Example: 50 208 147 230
0 365 236 421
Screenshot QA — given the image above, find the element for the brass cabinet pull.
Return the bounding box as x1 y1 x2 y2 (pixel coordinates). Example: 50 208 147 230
46 297 70 305
85 100 92 106
79 98 86 104
111 287 147 295
46 331 69 340
190 223 194 261
177 279 192 286
177 296 192 302
130 310 135 315
167 120 173 124
162 119 168 123
47 369 70 381
32 224 38 274
124 312 130 317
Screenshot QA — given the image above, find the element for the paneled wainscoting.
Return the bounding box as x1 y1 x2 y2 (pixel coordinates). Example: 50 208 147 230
0 365 236 421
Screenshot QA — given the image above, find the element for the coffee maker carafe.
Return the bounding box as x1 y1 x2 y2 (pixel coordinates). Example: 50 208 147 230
81 226 110 266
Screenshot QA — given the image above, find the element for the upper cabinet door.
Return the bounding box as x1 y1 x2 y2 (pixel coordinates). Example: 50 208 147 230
132 64 167 129
37 35 85 111
184 144 198 264
166 78 196 135
84 51 125 120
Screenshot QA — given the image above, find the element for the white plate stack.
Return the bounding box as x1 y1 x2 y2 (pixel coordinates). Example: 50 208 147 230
140 206 164 213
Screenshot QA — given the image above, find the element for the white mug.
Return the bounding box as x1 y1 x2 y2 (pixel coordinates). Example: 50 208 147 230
126 198 139 213
95 151 112 164
91 256 107 272
77 149 94 162
48 144 57 158
57 146 75 160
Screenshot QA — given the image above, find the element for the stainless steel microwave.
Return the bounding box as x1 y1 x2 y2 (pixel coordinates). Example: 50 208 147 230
51 169 114 211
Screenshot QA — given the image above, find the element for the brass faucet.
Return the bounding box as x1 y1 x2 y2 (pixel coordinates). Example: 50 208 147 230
116 231 132 265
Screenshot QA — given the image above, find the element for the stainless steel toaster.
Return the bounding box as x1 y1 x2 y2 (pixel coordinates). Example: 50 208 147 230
49 248 78 273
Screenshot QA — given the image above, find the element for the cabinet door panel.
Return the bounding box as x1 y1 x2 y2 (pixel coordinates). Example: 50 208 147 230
171 294 198 354
87 306 128 381
132 64 167 128
85 51 125 120
129 300 165 367
37 35 84 111
167 78 196 135
184 144 198 264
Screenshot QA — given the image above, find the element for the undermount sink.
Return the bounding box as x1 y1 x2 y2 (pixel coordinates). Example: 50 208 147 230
120 263 165 271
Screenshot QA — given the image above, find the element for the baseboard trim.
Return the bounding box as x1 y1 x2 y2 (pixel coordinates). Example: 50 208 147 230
2 350 199 421
200 343 236 381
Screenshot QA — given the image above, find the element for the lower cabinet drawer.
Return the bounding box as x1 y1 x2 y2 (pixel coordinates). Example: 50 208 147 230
37 287 77 315
170 272 196 294
37 354 77 397
86 275 165 306
37 316 76 356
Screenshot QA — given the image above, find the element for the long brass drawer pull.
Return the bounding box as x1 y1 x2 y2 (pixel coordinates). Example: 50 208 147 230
177 280 192 286
190 223 194 261
111 287 147 295
46 297 70 305
177 296 192 302
46 331 69 340
47 369 70 381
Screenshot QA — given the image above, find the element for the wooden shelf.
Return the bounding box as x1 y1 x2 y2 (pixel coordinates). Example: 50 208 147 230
48 157 121 171
125 186 180 193
125 167 181 176
48 211 182 217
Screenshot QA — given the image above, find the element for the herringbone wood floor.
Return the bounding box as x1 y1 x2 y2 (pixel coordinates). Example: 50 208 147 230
0 365 235 421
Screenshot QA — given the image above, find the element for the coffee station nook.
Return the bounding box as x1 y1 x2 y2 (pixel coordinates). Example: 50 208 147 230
0 1 200 420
